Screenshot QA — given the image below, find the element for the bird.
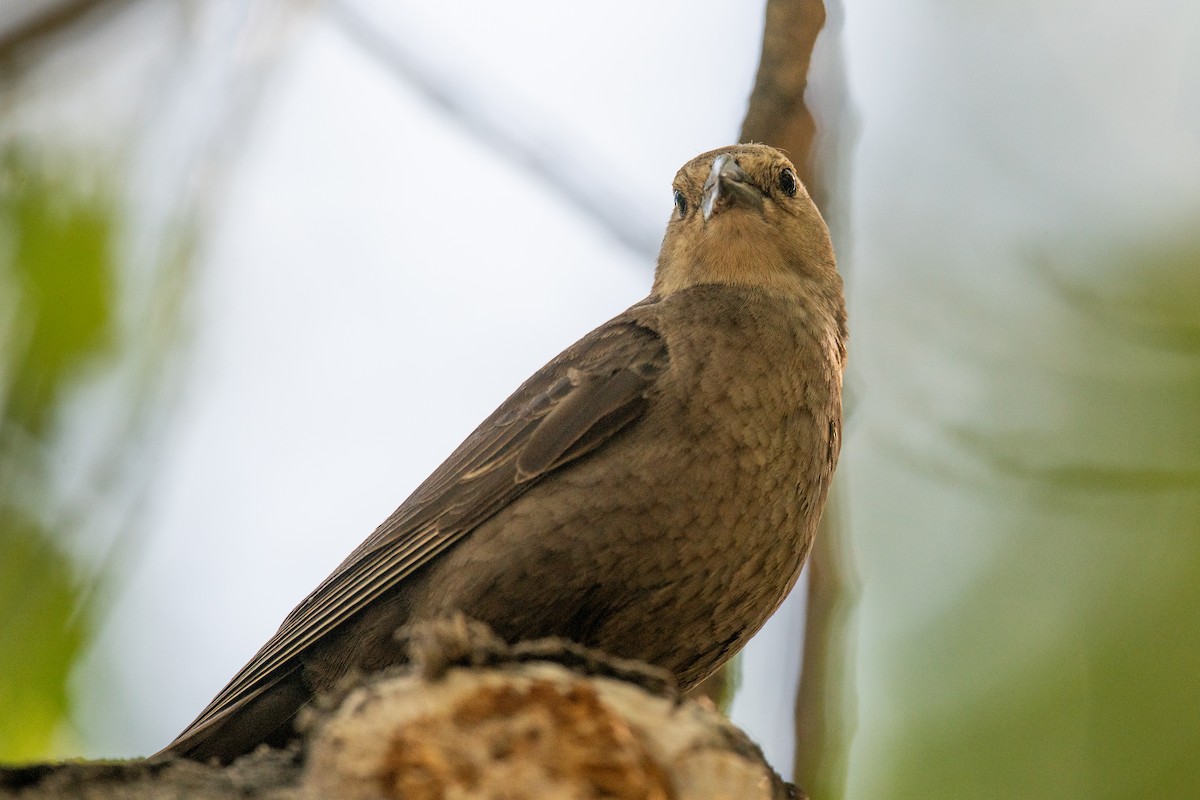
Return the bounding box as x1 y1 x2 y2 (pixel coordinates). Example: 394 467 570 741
162 143 847 763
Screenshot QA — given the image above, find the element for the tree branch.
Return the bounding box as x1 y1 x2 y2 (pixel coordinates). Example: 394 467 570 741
0 0 140 73
2 620 801 799
739 0 826 198
739 1 858 794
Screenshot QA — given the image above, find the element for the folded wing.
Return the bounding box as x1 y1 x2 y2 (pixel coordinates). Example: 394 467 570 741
164 315 669 755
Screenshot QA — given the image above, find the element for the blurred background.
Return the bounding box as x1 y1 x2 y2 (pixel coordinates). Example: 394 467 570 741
1 1 1198 798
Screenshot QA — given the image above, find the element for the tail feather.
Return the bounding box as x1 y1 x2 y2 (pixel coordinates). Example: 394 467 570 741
157 669 309 763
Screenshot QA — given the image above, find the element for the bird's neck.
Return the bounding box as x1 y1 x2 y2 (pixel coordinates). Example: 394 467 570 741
654 259 845 366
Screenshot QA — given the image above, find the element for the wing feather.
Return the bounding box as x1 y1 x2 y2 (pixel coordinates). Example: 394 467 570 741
165 315 668 752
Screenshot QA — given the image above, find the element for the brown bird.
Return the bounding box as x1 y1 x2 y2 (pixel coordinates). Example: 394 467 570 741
163 143 847 763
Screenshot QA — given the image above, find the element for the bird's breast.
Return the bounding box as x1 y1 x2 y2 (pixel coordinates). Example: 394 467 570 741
417 285 843 688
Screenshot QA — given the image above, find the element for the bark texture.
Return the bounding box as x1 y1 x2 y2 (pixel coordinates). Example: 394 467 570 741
1 619 802 800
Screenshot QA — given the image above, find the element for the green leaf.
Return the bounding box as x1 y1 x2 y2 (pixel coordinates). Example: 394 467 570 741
0 513 88 761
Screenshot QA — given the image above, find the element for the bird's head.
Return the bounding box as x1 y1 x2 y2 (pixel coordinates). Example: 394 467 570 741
652 144 839 302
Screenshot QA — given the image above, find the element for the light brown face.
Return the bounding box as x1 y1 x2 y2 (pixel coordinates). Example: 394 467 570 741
654 144 835 297
669 144 806 225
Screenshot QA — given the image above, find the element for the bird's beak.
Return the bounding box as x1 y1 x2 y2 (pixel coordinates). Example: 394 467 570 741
701 154 764 221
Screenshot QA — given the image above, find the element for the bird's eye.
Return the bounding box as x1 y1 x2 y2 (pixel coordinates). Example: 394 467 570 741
778 169 798 197
673 189 688 216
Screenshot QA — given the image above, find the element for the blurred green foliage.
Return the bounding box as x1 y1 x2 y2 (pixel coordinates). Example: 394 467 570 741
2 149 114 431
0 519 89 761
841 234 1200 799
0 148 116 760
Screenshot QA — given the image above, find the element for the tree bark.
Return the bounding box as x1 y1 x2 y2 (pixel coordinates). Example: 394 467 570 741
1 619 801 800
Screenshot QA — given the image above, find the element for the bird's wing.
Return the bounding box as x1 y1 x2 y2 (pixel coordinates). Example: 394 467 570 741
168 315 668 750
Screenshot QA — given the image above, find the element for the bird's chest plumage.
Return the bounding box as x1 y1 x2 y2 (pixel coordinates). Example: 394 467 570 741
650 301 816 550
422 288 841 687
620 293 837 680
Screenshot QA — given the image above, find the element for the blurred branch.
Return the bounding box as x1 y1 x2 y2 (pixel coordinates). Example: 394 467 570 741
327 0 661 261
791 490 857 798
739 0 826 205
0 0 139 73
740 0 857 794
